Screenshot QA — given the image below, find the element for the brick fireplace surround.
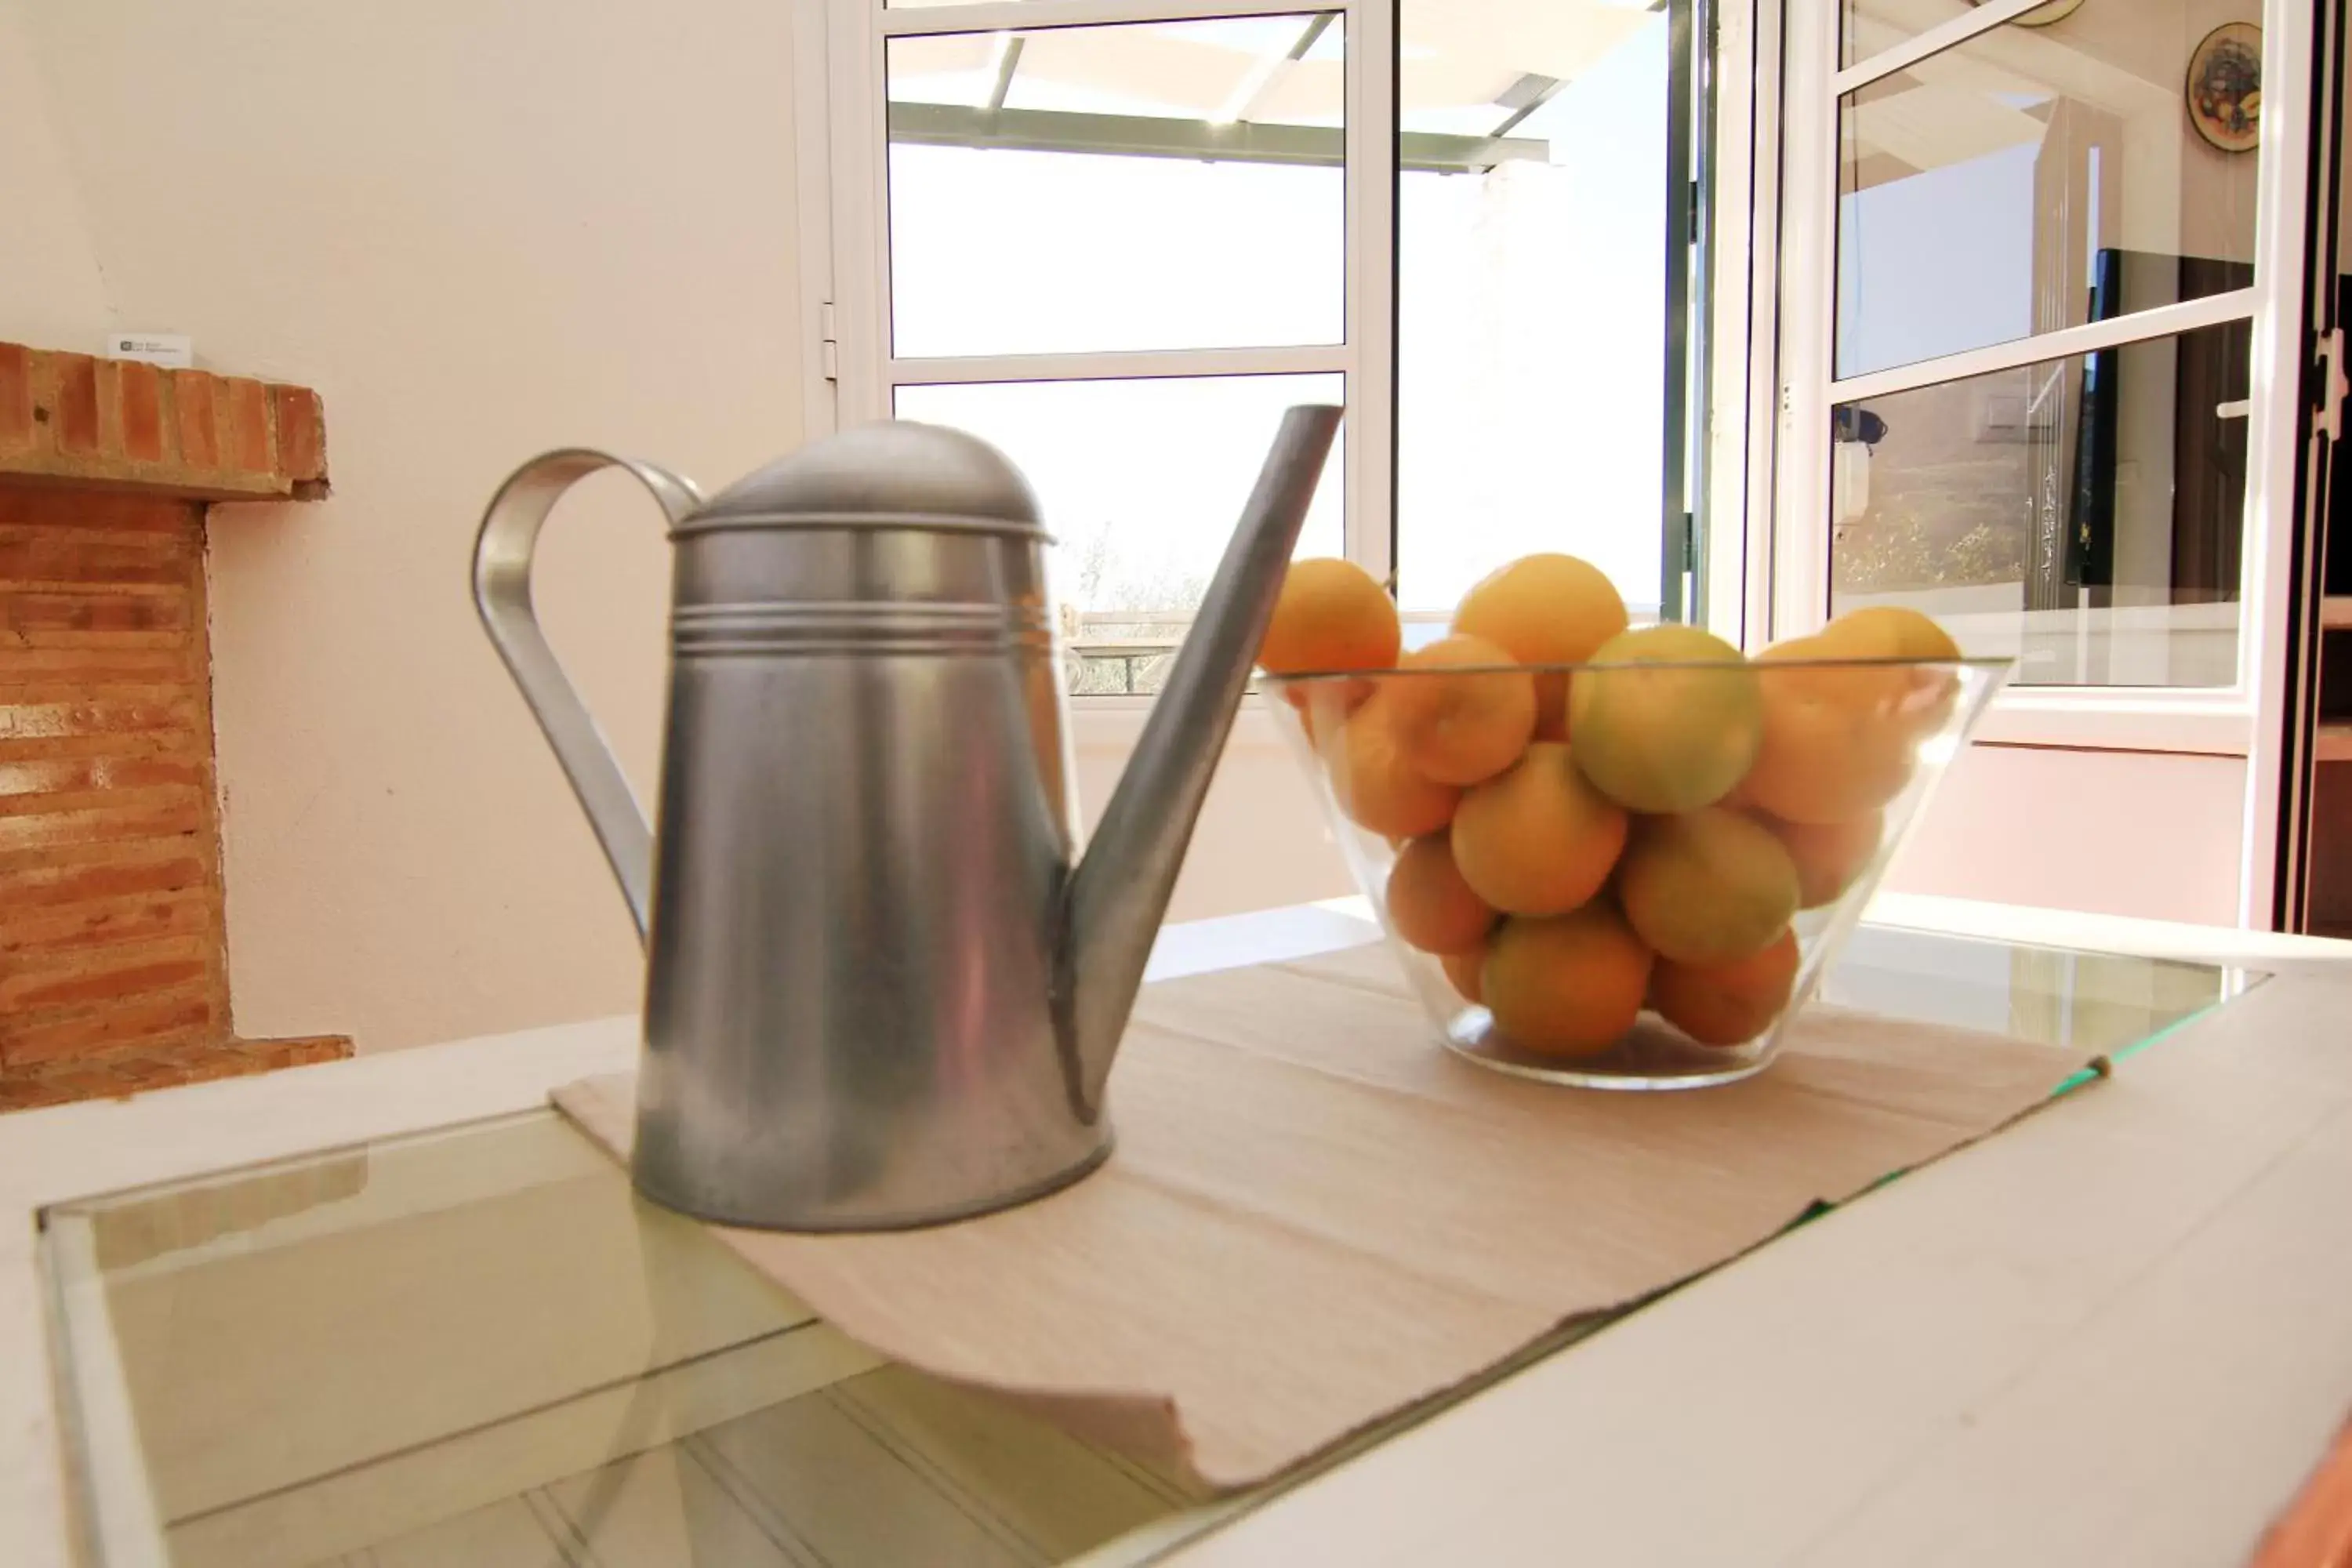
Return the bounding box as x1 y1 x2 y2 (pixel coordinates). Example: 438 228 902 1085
1 340 348 1112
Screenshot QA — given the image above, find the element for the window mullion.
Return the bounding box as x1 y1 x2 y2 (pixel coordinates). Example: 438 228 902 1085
1343 0 1396 590
1826 289 2261 406
830 0 893 426
1713 0 1776 646
878 0 1322 38
884 346 1349 388
1833 0 2062 97
1769 0 1839 644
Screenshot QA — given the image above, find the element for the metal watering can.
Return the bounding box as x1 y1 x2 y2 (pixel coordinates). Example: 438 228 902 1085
473 408 1341 1230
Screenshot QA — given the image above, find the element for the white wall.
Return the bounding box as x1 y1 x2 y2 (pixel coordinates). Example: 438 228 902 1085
1886 743 2245 926
0 0 110 347
1073 712 1346 926
19 1 808 1051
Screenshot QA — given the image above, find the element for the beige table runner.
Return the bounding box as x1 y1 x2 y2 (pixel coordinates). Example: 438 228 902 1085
556 942 2099 1492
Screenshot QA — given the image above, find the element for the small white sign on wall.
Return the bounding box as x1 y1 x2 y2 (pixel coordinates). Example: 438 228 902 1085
100 332 193 368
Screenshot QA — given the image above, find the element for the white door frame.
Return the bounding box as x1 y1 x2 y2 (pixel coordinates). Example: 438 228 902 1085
1762 0 2319 927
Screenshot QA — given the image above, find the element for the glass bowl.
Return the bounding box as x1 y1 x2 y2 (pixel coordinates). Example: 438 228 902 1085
1263 653 2013 1089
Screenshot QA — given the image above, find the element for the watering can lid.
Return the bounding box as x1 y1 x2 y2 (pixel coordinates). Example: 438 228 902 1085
678 419 1047 537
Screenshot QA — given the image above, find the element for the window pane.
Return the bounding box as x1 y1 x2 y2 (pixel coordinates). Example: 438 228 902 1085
886 17 1345 358
1830 321 2247 687
1837 13 2259 380
1841 0 2088 71
893 376 1345 695
1394 3 1668 635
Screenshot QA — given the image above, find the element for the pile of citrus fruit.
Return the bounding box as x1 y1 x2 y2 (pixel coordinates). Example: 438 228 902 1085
1258 554 1961 1059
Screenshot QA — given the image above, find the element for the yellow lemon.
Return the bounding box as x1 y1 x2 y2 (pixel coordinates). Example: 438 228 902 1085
1617 808 1800 966
1567 625 1762 813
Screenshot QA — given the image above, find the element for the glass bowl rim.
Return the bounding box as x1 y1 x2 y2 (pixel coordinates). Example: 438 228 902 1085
1261 655 2016 685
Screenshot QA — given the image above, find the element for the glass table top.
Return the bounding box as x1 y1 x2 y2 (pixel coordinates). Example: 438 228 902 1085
42 926 2259 1568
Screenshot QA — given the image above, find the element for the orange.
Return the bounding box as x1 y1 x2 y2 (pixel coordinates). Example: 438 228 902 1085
1440 946 1486 1004
1892 664 1965 739
1258 558 1401 676
1333 696 1461 839
1280 675 1374 752
1756 631 1904 710
1483 906 1652 1058
1650 927 1800 1047
1616 808 1799 966
1775 608 1964 735
1385 634 1537 786
1744 671 1915 826
1453 554 1628 743
1566 625 1762 813
1453 553 1629 665
1831 604 1960 662
1385 832 1497 954
1826 608 1967 738
1760 808 1882 909
1450 742 1628 915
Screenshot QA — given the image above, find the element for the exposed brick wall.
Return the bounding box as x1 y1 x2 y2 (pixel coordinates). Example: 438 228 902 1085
0 340 340 1112
1 430 347 1111
1 485 233 1065
0 341 327 503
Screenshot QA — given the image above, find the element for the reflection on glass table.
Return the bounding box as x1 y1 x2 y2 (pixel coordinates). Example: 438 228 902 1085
1836 3 2257 380
45 927 2258 1567
1831 321 2248 688
893 376 1344 697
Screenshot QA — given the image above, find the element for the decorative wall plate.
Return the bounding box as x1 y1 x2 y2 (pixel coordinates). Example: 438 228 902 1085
2187 22 2263 154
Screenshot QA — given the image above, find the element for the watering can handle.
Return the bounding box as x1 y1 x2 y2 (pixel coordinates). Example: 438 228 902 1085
472 450 706 946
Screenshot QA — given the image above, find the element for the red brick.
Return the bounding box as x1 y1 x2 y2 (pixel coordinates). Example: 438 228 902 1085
0 488 195 533
271 383 325 485
0 528 190 590
0 794 209 855
0 345 31 454
0 1032 351 1112
119 362 164 462
0 1078 74 1112
0 989 214 1067
172 370 220 469
53 354 99 453
225 377 270 473
0 851 209 912
42 1065 141 1099
252 1036 351 1068
1 588 189 641
0 757 206 797
2 949 207 1012
0 343 328 503
0 693 205 745
0 889 212 954
93 359 124 459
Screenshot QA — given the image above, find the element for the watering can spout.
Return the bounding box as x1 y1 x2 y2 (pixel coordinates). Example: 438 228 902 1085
1061 405 1344 1112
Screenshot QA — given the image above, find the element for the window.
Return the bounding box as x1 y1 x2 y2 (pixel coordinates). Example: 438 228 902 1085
821 0 1719 693
1777 1 2275 691
1395 2 1687 640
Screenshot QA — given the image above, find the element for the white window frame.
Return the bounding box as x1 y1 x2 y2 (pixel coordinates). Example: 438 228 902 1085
1758 0 2314 922
820 0 1392 718
804 0 1757 719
